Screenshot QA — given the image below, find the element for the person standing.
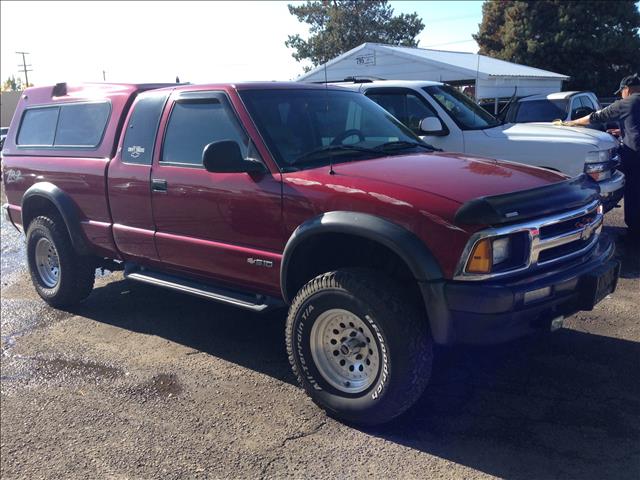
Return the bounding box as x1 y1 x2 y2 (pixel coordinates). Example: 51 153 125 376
568 74 640 240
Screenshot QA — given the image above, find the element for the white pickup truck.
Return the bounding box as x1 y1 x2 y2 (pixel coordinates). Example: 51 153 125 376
338 80 624 211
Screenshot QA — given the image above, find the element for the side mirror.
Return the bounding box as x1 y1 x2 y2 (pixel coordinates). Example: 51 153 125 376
571 106 594 120
419 117 447 136
202 140 265 174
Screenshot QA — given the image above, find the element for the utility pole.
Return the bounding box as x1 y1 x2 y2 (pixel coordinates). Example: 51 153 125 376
16 51 32 87
103 70 106 81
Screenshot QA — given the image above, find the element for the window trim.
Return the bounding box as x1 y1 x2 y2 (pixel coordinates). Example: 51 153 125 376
16 100 112 150
158 91 260 170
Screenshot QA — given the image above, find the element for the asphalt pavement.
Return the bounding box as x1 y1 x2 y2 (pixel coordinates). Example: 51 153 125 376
1 205 639 479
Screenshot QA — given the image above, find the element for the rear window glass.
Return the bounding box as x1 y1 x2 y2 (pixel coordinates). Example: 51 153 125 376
514 100 567 122
17 107 59 146
17 102 110 148
122 92 169 165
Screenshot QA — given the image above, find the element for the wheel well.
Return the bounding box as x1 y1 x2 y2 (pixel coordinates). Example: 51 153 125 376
22 195 62 231
284 233 425 312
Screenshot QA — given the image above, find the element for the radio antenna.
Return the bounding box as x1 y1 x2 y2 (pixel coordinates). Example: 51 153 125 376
325 61 335 175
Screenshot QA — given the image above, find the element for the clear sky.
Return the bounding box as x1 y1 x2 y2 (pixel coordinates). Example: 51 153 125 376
0 1 484 86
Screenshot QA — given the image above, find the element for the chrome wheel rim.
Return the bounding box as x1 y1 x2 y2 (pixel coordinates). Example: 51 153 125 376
310 308 381 394
35 237 60 288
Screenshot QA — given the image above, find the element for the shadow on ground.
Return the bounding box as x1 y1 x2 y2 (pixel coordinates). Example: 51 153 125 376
605 225 640 279
72 269 639 479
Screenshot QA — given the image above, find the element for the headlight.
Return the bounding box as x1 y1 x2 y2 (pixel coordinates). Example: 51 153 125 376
492 237 511 265
585 150 611 163
465 233 528 274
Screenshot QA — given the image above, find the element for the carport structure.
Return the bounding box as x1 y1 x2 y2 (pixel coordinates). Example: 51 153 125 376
296 43 569 113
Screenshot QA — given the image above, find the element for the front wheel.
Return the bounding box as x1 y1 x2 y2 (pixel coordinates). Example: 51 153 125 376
286 269 433 425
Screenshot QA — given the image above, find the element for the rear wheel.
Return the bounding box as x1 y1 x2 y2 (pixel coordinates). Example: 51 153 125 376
26 215 95 307
286 269 433 425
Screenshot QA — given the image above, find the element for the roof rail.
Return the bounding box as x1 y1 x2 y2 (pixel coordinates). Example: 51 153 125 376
343 76 373 83
311 75 384 84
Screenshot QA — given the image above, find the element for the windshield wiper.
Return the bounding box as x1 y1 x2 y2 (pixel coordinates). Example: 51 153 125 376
374 140 442 152
292 145 384 165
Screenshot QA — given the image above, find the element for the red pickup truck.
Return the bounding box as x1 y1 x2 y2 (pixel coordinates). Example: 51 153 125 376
1 82 619 425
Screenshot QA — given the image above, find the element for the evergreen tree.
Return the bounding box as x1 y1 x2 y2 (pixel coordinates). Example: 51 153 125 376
286 0 424 70
474 0 640 96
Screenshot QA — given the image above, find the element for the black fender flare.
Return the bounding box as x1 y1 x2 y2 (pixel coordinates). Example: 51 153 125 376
21 182 89 255
280 211 443 303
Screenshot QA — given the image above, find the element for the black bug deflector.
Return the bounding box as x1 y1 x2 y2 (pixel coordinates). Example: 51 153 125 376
454 174 600 226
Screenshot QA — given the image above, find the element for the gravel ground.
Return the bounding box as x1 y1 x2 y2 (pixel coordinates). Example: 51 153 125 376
1 205 638 479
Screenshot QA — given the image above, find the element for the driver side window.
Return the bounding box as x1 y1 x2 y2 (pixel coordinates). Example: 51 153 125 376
162 98 258 167
580 96 597 110
366 91 438 134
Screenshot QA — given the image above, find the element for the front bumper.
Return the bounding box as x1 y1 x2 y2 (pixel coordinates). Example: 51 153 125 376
421 234 619 345
598 170 625 212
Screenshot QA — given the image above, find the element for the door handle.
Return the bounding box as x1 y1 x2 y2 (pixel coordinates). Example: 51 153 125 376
151 178 168 192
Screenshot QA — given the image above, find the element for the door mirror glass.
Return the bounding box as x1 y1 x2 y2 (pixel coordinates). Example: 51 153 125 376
202 140 265 173
419 116 447 135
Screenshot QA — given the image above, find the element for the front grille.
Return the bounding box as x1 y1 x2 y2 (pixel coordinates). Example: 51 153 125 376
537 237 592 263
532 202 601 266
539 211 598 240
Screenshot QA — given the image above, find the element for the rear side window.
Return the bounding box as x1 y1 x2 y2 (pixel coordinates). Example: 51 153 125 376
55 103 110 146
17 107 58 146
122 92 169 165
161 98 249 166
17 102 111 148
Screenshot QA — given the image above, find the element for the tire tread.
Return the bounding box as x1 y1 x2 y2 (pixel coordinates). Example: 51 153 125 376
286 268 433 425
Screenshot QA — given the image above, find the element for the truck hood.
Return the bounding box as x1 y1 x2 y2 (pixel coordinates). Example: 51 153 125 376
486 122 618 149
303 152 565 206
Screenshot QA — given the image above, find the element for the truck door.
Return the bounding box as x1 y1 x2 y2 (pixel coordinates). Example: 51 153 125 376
108 90 171 261
149 90 283 295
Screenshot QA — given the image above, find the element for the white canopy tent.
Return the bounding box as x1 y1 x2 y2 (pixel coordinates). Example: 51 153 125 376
296 43 569 106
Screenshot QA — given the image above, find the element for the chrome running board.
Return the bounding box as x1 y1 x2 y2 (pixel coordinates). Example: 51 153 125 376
124 267 281 312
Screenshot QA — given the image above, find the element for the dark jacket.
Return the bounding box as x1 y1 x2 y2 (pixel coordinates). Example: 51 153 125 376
590 93 640 158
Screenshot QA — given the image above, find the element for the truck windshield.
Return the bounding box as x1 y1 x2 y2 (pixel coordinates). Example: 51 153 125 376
423 85 500 130
512 99 568 122
239 89 429 171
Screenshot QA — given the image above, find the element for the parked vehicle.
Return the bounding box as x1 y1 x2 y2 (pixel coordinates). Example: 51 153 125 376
1 82 620 425
502 91 615 130
337 81 625 212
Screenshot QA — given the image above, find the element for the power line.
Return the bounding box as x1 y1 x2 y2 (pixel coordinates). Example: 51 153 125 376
16 51 32 87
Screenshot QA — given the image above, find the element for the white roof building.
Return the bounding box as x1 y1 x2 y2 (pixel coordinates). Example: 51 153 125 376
296 43 569 101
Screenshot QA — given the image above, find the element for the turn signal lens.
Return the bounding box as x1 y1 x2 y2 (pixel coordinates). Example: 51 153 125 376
466 238 492 273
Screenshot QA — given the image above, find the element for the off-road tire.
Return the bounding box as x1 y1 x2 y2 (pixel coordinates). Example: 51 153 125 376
26 215 95 307
286 269 433 425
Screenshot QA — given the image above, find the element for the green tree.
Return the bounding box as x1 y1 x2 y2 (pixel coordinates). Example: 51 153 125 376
474 0 640 97
2 75 22 92
286 0 424 70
